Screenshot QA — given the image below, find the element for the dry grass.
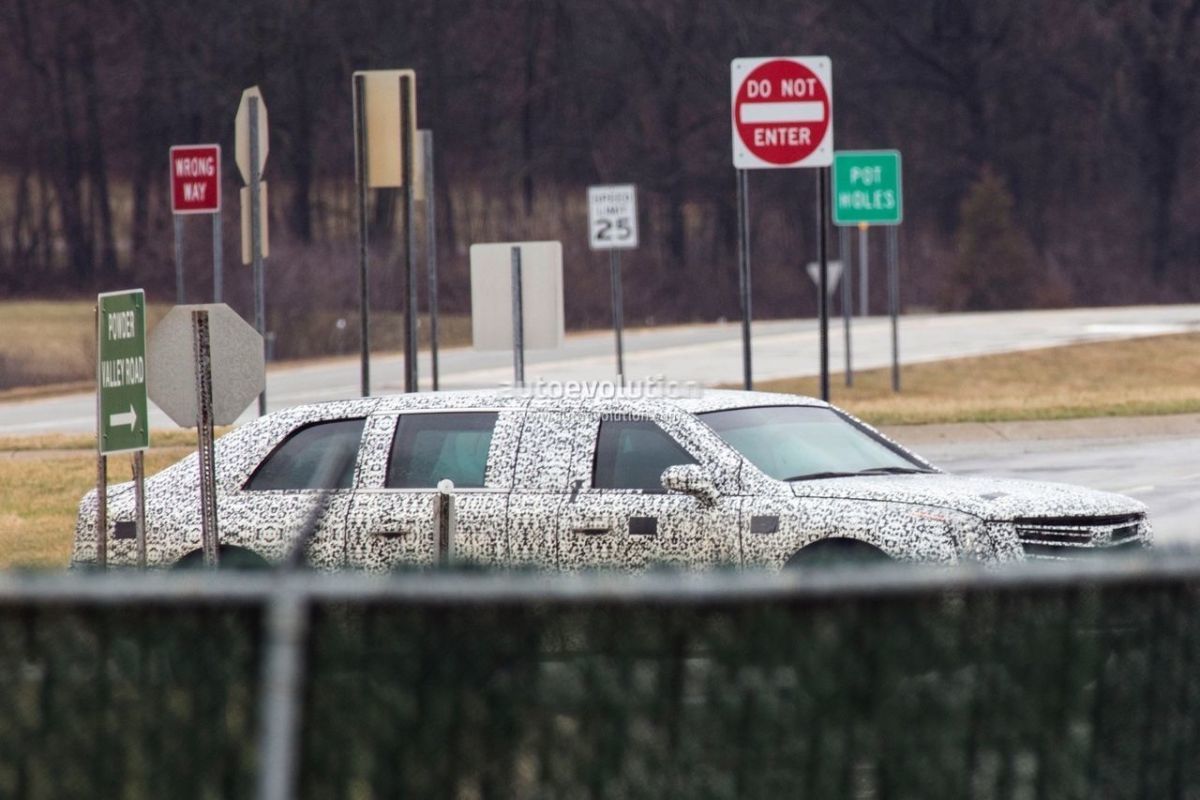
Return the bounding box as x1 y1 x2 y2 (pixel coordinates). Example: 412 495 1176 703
754 333 1200 425
0 446 192 569
0 299 471 398
0 300 173 394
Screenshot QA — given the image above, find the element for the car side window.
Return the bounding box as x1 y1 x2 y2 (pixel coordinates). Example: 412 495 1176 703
245 418 365 491
593 418 696 491
387 412 498 488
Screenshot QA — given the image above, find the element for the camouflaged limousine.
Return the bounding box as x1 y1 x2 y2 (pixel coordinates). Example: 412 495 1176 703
72 389 1152 571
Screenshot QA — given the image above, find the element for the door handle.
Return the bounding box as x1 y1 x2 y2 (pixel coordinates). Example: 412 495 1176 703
371 527 412 538
573 522 613 535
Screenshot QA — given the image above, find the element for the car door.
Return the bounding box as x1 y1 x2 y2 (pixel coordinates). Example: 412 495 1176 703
508 409 595 568
344 409 516 572
557 410 742 571
220 415 366 568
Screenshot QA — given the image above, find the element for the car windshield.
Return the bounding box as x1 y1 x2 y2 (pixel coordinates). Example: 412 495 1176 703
699 405 930 481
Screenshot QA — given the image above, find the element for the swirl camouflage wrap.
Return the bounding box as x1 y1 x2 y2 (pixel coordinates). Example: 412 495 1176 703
71 389 1151 571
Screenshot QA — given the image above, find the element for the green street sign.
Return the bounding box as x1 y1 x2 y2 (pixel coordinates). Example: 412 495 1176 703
832 150 902 226
97 290 149 454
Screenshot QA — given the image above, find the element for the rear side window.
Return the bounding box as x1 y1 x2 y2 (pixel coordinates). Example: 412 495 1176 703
593 418 696 491
387 412 498 488
246 418 365 491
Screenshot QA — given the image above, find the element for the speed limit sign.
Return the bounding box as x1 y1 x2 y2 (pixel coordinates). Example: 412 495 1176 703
588 184 638 250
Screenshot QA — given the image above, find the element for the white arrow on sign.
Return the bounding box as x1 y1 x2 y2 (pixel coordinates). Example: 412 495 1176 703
806 260 843 297
109 405 138 431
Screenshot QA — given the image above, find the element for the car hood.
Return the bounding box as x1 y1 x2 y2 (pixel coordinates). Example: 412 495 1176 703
789 473 1145 521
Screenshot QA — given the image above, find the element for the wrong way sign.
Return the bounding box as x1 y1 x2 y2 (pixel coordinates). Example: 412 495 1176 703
731 57 833 169
169 145 221 214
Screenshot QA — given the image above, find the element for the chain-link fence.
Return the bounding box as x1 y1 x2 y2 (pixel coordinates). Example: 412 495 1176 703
0 554 1197 799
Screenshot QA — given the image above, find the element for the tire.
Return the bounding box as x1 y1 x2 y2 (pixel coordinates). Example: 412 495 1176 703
174 546 271 571
786 538 891 568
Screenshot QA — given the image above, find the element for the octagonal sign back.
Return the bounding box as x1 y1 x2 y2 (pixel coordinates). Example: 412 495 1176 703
148 303 265 427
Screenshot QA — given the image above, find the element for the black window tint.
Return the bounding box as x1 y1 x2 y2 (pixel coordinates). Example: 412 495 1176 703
246 418 365 491
387 412 498 488
593 419 696 490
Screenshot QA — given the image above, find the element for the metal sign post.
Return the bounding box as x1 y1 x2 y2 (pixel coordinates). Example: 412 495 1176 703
832 150 904 390
421 129 440 390
352 69 421 396
236 87 270 415
174 217 185 305
736 170 753 390
817 168 830 401
587 184 638 386
510 245 525 388
839 226 853 386
97 289 150 569
352 73 372 397
401 74 418 394
731 55 834 399
859 223 869 317
608 250 626 386
888 226 901 392
213 211 223 302
249 98 266 415
191 309 220 568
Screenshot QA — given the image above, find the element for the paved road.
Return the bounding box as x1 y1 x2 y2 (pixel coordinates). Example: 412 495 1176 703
3 304 1199 436
893 419 1200 547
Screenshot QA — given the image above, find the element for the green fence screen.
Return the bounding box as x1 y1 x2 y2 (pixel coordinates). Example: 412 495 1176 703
0 560 1196 799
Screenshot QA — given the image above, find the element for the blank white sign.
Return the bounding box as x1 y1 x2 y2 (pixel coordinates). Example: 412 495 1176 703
470 241 564 351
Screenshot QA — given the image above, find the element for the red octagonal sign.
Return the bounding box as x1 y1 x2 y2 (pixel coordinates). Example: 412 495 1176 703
731 57 833 169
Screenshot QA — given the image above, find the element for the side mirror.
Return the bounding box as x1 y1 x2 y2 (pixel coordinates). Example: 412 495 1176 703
661 464 719 506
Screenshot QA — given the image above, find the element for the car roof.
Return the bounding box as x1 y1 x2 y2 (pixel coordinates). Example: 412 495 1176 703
353 387 828 416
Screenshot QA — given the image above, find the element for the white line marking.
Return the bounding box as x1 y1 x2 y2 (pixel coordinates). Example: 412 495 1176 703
739 102 824 124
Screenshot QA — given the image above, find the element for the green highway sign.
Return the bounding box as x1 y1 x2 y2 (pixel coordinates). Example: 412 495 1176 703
97 290 149 454
832 150 902 226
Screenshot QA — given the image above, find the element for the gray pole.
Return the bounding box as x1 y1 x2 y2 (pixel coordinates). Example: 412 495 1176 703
888 225 901 392
511 245 525 388
840 225 853 387
401 75 418 393
817 168 830 402
133 451 146 569
353 75 371 397
609 249 625 386
96 455 107 569
422 129 439 391
736 169 753 390
255 584 309 800
212 211 223 302
94 304 107 571
858 223 869 317
249 96 267 415
192 309 220 568
173 215 185 305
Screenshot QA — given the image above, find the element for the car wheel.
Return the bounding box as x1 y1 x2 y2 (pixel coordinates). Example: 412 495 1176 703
786 538 891 568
